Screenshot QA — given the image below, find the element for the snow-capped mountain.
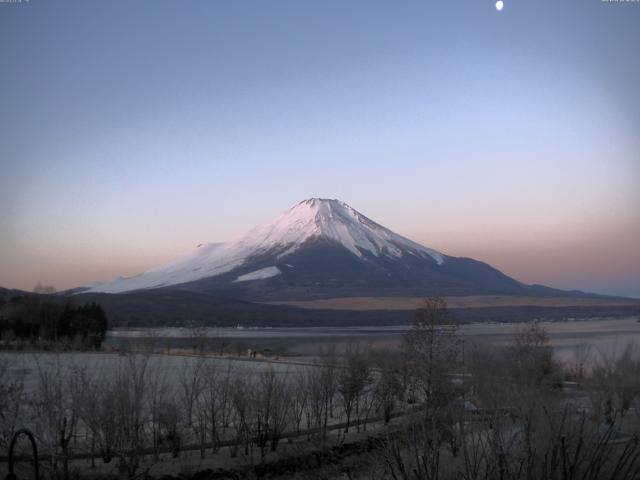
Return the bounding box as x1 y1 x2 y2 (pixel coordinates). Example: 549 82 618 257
83 198 537 298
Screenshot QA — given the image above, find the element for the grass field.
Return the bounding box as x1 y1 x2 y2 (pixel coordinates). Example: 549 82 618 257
266 294 640 310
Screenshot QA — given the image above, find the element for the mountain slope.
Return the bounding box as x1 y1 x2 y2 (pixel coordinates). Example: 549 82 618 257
82 198 590 300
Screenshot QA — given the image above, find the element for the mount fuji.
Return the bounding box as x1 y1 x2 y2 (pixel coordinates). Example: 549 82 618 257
81 198 573 300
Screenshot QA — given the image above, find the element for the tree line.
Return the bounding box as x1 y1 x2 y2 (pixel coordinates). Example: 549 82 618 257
0 287 108 349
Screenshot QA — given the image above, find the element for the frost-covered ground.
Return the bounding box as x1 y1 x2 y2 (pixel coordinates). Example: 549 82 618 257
2 317 639 479
0 352 308 398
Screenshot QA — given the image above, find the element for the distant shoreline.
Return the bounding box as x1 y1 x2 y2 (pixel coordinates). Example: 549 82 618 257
106 315 639 338
101 317 640 365
265 294 640 311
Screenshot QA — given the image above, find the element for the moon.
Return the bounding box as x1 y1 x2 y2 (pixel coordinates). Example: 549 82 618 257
496 0 504 11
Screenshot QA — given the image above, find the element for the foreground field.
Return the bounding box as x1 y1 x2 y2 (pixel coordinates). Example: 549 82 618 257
2 313 640 480
0 348 415 480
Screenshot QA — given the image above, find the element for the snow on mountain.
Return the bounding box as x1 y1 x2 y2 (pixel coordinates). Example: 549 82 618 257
240 198 444 263
233 266 281 283
84 198 446 294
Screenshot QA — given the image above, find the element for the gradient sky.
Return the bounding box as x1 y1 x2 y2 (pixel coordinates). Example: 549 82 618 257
1 0 639 297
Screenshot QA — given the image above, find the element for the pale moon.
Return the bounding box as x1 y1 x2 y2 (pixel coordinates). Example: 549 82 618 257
496 0 504 11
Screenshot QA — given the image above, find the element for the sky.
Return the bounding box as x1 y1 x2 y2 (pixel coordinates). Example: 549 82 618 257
0 0 638 298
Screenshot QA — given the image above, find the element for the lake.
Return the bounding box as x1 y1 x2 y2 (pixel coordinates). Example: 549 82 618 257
106 316 640 365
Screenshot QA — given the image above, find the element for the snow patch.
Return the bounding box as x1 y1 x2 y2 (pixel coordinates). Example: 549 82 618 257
233 266 281 283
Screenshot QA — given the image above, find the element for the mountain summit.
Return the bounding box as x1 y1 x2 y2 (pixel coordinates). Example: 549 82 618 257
83 198 558 299
242 198 444 264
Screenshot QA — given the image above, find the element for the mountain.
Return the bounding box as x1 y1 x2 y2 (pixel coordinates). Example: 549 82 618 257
81 198 592 300
0 287 31 302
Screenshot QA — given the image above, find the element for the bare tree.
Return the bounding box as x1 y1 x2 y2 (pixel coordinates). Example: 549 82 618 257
252 368 291 459
31 354 83 480
373 337 640 480
404 298 462 412
157 399 181 458
0 356 25 450
374 350 405 424
102 354 154 480
568 342 592 380
204 360 235 452
305 361 337 445
509 321 559 389
178 357 206 457
145 360 171 459
380 419 444 480
337 344 371 433
591 342 640 423
229 375 252 459
76 368 102 467
290 368 309 436
34 283 57 294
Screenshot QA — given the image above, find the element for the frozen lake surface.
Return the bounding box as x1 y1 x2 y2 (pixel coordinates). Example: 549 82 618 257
106 316 640 363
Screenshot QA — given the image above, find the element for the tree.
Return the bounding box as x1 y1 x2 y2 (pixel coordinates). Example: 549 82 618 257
34 283 56 294
374 351 405 424
178 358 205 457
252 368 291 458
290 368 309 435
202 361 234 454
0 296 108 348
337 345 371 433
509 321 559 389
305 355 338 445
592 342 640 423
31 355 83 480
229 375 251 459
404 297 462 409
0 357 24 449
102 355 155 480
